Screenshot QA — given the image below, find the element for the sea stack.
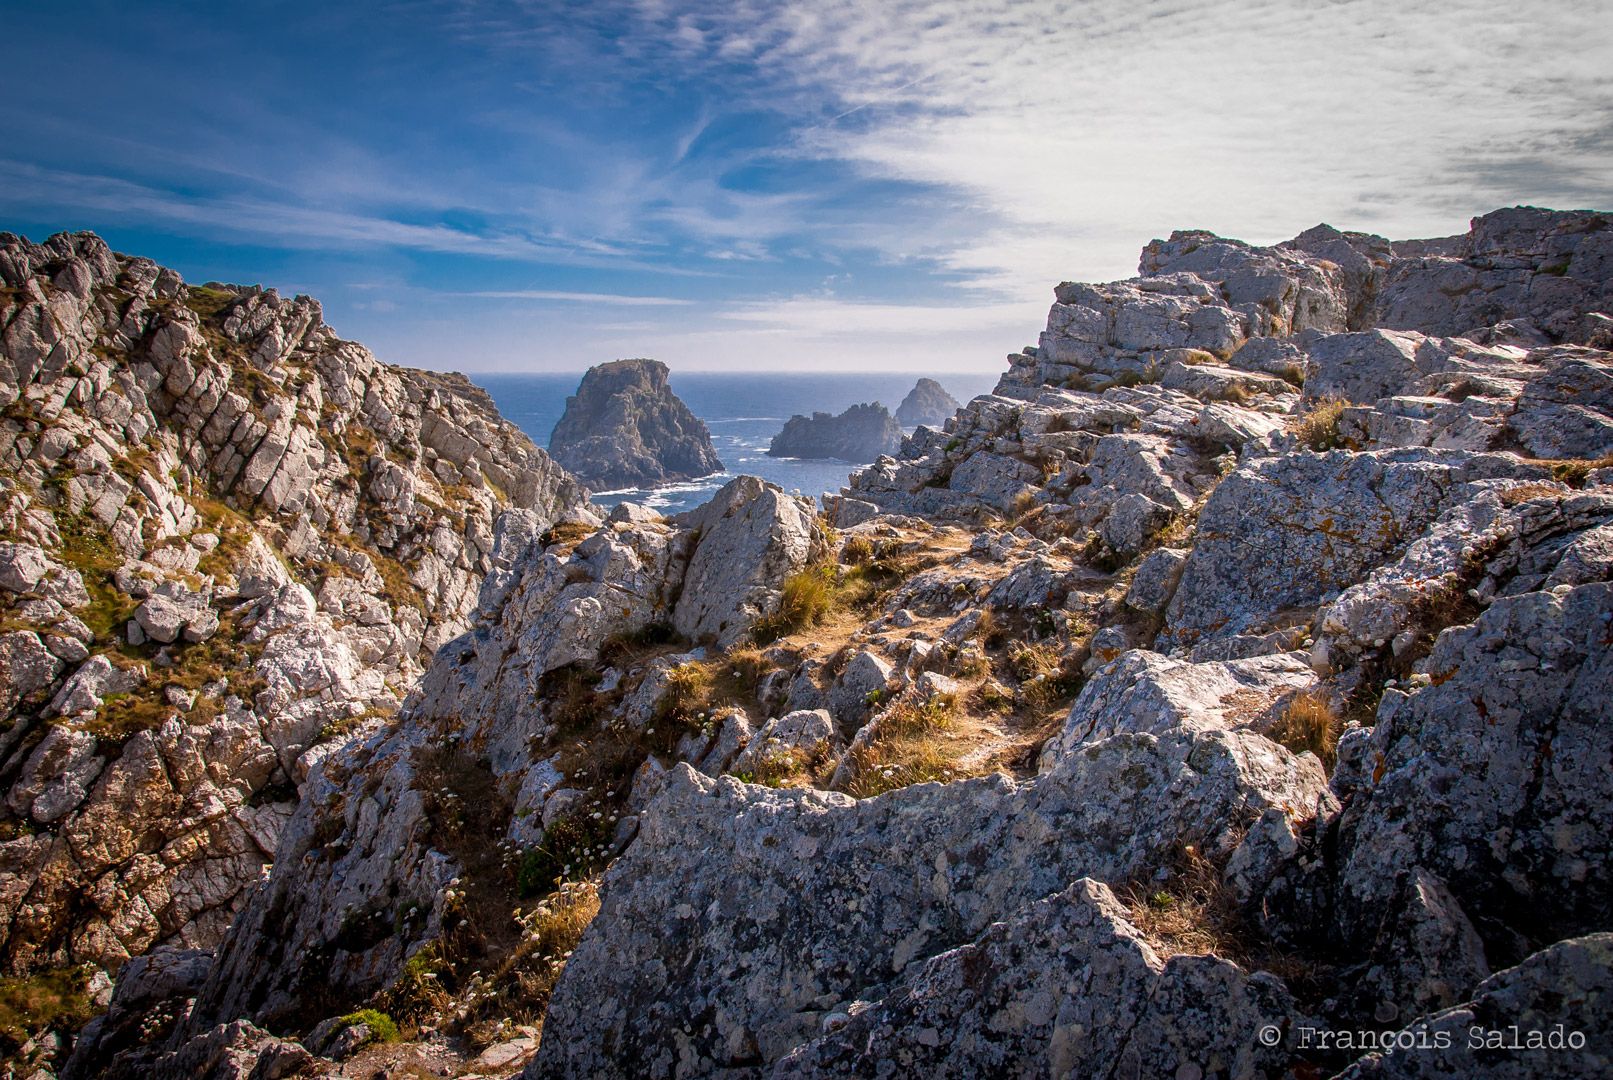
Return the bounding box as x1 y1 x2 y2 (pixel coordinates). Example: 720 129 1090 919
549 358 723 490
894 377 961 427
767 402 903 461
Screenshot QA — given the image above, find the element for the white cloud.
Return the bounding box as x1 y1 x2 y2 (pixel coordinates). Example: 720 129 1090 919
454 289 695 305
650 0 1613 296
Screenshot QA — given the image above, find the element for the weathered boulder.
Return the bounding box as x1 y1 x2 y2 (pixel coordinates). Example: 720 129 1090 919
1039 649 1319 768
1334 934 1613 1079
769 403 903 462
548 358 721 489
671 476 828 646
1331 582 1613 969
530 724 1326 1077
1162 449 1544 650
773 878 1299 1080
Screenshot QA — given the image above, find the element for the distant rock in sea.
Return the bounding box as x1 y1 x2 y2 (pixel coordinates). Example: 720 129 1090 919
768 402 903 462
894 377 961 427
549 359 723 490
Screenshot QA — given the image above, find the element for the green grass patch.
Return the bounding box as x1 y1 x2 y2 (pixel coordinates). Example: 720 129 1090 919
0 965 97 1056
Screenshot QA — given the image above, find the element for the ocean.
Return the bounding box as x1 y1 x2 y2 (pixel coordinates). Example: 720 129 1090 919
474 370 1002 515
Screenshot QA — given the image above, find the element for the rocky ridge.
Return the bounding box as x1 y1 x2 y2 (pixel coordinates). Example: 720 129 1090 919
0 230 592 1070
893 377 960 428
547 358 721 490
768 402 903 462
62 206 1613 1079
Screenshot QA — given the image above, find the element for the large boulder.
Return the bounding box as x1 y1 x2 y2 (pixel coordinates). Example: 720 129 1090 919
530 724 1326 1077
1331 582 1613 968
672 476 828 646
1161 449 1544 650
1334 934 1613 1079
773 878 1299 1079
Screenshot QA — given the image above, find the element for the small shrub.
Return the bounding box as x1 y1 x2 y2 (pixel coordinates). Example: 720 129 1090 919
540 520 597 551
655 662 715 726
184 285 238 318
1009 489 1038 519
840 535 875 565
1270 690 1341 769
1537 454 1613 488
337 1008 402 1044
1290 397 1348 452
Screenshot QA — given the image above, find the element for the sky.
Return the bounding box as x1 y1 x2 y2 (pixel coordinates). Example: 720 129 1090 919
4 1 1611 374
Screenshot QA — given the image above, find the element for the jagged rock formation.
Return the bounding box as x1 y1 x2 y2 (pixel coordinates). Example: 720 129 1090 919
547 358 721 490
0 230 589 1053
68 206 1613 1080
161 477 827 1041
768 402 902 461
893 377 960 427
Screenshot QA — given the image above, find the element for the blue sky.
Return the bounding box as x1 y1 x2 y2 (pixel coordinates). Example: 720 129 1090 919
5 1 1611 373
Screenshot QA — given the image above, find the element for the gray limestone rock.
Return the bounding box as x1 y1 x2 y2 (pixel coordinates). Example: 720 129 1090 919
773 878 1298 1079
529 724 1326 1077
1162 449 1545 651
1333 934 1613 1079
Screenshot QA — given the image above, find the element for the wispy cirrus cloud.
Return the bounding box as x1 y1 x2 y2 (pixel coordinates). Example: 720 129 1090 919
0 160 662 268
453 289 694 305
594 0 1613 293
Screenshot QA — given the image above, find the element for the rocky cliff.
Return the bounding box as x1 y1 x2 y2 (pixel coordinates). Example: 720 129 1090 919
547 359 721 490
893 377 960 428
61 206 1613 1080
0 230 592 1071
767 402 903 461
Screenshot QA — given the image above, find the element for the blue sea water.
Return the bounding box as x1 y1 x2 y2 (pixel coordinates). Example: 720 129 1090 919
474 370 1002 515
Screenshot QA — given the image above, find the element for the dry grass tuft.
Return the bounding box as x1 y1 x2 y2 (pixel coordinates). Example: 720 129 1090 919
840 695 968 798
1122 845 1243 960
463 880 601 1049
754 566 834 642
1270 690 1342 770
1289 396 1348 452
840 535 875 565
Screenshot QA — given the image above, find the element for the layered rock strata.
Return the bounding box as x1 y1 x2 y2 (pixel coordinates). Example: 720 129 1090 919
0 231 588 991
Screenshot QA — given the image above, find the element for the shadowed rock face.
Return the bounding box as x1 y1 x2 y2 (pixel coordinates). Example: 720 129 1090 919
894 378 961 428
0 230 591 988
548 359 722 489
768 402 902 461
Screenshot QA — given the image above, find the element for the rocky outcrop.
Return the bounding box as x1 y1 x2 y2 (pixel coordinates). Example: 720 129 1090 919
548 358 721 489
0 231 588 1008
176 476 829 1037
74 206 1613 1079
768 402 902 461
893 377 960 428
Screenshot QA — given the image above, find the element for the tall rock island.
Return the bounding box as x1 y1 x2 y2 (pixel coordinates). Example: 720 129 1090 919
547 359 722 490
767 402 903 461
894 377 960 427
